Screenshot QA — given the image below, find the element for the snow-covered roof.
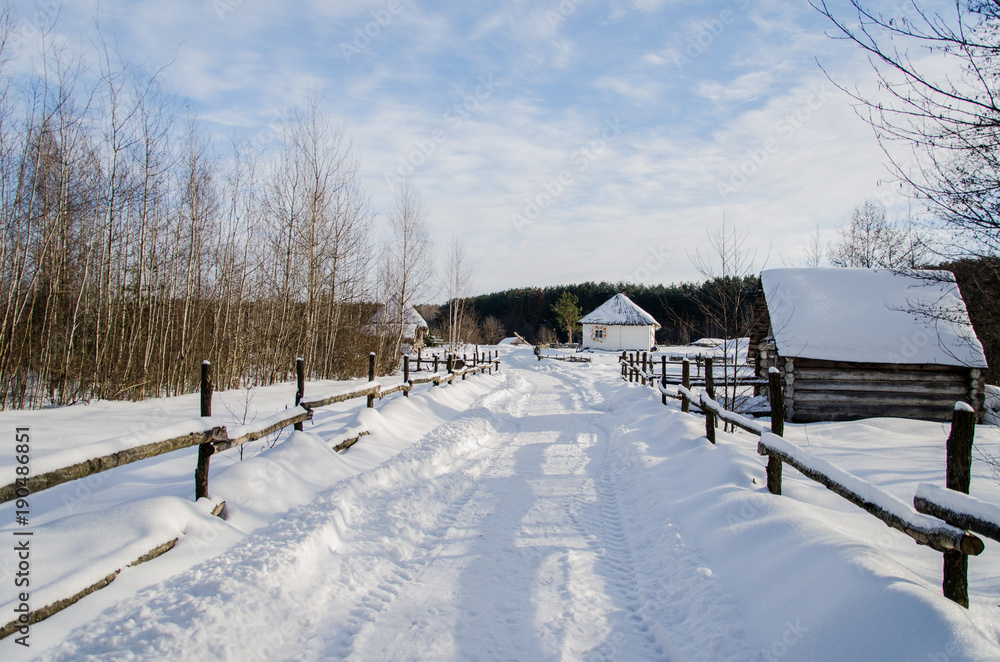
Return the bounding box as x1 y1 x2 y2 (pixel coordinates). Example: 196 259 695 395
579 293 660 328
367 300 429 340
761 268 987 368
370 300 429 330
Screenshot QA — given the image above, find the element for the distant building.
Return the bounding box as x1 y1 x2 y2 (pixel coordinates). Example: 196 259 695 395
749 268 988 422
580 293 660 351
367 300 429 347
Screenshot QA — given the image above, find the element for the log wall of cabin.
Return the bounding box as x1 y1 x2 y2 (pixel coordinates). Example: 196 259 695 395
785 358 984 423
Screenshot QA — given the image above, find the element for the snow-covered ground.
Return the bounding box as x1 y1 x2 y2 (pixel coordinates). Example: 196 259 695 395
2 347 1000 660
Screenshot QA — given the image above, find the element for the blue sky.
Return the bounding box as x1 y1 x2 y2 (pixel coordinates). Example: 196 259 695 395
17 0 941 294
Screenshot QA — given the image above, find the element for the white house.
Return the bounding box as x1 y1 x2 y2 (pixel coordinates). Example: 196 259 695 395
580 293 660 351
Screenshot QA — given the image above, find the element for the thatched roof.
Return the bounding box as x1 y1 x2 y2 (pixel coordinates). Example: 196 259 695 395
580 293 660 328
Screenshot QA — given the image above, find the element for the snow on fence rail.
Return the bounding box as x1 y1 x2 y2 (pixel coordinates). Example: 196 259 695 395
0 351 500 640
756 433 983 556
914 483 1000 545
619 352 990 608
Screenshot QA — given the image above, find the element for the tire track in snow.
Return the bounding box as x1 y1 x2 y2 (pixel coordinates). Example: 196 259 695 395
546 360 756 661
336 366 618 660
600 392 757 661
298 371 539 660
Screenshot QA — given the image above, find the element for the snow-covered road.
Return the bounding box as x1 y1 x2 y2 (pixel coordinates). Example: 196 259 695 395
14 348 1000 661
35 358 752 660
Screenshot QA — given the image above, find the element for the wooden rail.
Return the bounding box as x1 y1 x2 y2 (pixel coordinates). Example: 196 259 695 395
757 433 983 556
914 483 1000 545
538 355 591 363
0 532 188 641
0 425 228 505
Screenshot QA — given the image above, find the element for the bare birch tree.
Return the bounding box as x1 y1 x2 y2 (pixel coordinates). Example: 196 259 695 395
381 180 434 359
443 236 474 354
690 220 762 421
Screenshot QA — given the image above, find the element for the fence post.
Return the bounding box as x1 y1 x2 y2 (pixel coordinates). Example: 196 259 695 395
367 352 376 408
768 367 785 436
943 404 977 608
705 357 716 444
462 354 467 380
661 356 667 405
766 367 785 495
621 352 626 380
629 353 635 383
641 352 648 386
434 355 439 383
403 355 410 398
681 358 690 413
195 361 213 500
417 348 422 371
294 357 305 431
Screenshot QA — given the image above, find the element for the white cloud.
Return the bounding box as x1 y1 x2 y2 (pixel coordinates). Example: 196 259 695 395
697 70 775 103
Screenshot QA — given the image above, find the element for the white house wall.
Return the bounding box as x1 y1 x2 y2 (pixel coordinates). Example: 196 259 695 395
582 324 654 351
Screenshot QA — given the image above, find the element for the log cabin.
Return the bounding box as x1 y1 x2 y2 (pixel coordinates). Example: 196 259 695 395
749 268 988 423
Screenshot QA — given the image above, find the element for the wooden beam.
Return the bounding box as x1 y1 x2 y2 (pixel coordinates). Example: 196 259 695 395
0 535 181 640
758 434 983 556
0 426 227 505
213 409 311 453
915 484 1000 545
334 430 370 453
300 382 380 409
793 380 969 394
793 391 971 406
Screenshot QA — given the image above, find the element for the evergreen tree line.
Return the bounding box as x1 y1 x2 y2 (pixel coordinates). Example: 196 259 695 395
462 278 760 346
0 12 408 409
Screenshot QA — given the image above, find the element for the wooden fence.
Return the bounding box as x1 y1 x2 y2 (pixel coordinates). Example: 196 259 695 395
619 353 995 609
0 351 500 639
408 347 498 372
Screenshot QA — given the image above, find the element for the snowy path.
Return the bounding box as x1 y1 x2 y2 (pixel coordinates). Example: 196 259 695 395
39 360 755 661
